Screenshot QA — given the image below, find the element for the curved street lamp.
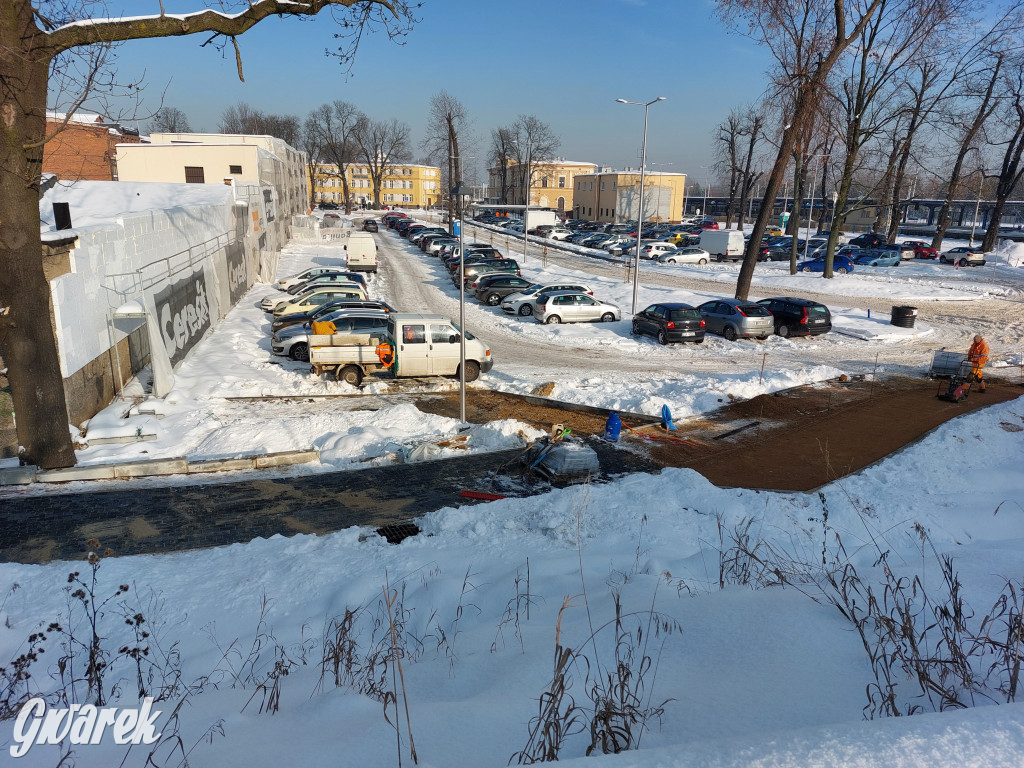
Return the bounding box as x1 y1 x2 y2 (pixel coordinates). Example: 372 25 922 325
616 96 666 314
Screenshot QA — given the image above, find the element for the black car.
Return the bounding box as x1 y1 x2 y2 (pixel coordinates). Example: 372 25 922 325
318 202 339 210
848 232 886 248
755 297 832 337
362 219 379 232
632 303 706 345
472 274 535 305
270 299 397 333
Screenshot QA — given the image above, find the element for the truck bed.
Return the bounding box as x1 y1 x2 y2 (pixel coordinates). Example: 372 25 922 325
308 335 386 365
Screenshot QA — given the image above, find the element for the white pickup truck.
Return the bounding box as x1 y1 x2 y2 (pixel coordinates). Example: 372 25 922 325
309 313 493 386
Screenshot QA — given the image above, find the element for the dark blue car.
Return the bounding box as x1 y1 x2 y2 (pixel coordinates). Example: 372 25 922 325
797 255 856 274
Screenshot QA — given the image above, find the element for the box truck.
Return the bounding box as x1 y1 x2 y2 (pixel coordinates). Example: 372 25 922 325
700 229 746 261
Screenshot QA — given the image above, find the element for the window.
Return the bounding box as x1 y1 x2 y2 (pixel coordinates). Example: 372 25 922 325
402 324 426 344
542 176 549 188
431 325 457 344
600 182 605 191
229 164 242 175
184 166 205 183
559 176 566 188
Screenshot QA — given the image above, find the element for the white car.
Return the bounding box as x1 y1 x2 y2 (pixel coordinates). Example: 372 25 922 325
274 267 345 291
547 227 574 241
500 282 595 317
639 242 679 260
504 221 525 233
658 246 711 265
536 291 621 324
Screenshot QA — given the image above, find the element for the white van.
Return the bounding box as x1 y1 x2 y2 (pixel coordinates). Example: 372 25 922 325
700 229 746 261
346 232 378 272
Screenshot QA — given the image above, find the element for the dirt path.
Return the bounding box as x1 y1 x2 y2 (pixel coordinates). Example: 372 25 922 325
413 376 1024 492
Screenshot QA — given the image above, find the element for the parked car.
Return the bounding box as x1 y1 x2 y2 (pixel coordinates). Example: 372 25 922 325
697 299 775 341
318 202 339 210
848 232 886 248
271 300 396 334
424 236 459 255
632 303 705 345
755 297 832 338
473 275 536 306
658 246 711 265
639 242 679 260
261 280 363 312
940 246 986 266
272 311 389 362
904 240 938 259
547 227 574 241
536 292 621 324
885 243 916 261
501 283 595 317
455 260 522 286
362 219 379 232
285 272 367 296
275 267 351 292
797 255 856 274
854 249 901 267
272 285 369 317
409 227 447 245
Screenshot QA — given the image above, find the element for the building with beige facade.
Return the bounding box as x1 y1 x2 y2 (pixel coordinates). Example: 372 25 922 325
573 170 687 223
310 163 442 209
487 159 596 213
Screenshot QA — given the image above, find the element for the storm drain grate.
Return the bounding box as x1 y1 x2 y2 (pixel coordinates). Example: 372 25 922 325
375 523 421 544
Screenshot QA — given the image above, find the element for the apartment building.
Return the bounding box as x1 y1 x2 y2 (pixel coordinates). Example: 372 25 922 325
487 159 597 213
310 163 442 208
572 170 687 223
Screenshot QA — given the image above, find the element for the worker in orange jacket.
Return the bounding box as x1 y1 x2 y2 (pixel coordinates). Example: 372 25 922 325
967 334 989 392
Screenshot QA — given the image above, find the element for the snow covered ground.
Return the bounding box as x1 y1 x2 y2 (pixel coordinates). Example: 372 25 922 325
1 393 1021 767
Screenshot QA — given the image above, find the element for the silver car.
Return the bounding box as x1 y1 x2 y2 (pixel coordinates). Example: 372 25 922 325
271 311 388 362
501 282 595 317
697 298 774 341
536 292 621 325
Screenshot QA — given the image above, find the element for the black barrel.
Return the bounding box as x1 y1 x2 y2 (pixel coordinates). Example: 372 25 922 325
891 305 918 328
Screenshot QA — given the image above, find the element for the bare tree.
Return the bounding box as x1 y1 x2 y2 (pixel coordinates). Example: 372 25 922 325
422 91 470 230
353 117 412 207
0 0 415 468
305 101 364 212
506 115 560 206
149 106 192 133
982 56 1024 251
715 111 744 228
821 0 966 278
717 0 887 299
735 106 767 231
219 101 301 146
489 126 517 204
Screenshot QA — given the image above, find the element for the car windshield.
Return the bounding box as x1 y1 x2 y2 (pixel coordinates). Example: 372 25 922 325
451 323 475 341
739 305 772 317
668 309 700 321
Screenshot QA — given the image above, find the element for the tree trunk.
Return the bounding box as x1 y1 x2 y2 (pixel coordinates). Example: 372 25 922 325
788 154 804 274
0 34 78 468
982 107 1024 252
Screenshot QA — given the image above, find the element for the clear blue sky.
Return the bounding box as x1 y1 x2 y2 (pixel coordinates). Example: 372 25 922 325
78 1 774 182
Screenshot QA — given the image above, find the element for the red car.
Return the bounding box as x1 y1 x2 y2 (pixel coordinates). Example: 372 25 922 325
699 219 720 230
904 240 938 259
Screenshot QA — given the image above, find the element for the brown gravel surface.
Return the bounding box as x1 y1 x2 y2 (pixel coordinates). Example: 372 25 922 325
417 376 1023 492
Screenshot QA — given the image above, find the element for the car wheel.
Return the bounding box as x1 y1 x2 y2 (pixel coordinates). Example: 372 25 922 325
631 320 642 335
666 258 676 264
895 260 900 266
518 304 533 317
601 312 615 322
486 293 501 306
801 266 812 273
698 258 708 265
959 258 968 267
546 315 561 324
337 365 363 387
723 325 738 342
836 267 848 274
717 255 725 262
657 330 669 345
289 342 310 362
778 325 790 338
459 360 481 382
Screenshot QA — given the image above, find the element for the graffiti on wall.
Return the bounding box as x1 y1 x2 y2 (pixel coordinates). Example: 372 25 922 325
225 242 248 305
154 269 211 368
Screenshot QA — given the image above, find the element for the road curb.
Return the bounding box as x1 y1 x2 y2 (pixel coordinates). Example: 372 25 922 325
1 449 321 487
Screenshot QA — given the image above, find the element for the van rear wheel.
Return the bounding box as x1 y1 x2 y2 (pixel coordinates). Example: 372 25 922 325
336 365 363 386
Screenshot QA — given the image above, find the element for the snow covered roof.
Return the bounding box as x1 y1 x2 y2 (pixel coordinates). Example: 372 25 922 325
39 180 234 237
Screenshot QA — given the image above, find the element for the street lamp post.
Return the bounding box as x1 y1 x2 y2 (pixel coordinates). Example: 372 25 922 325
700 165 711 219
450 154 475 423
616 96 666 314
